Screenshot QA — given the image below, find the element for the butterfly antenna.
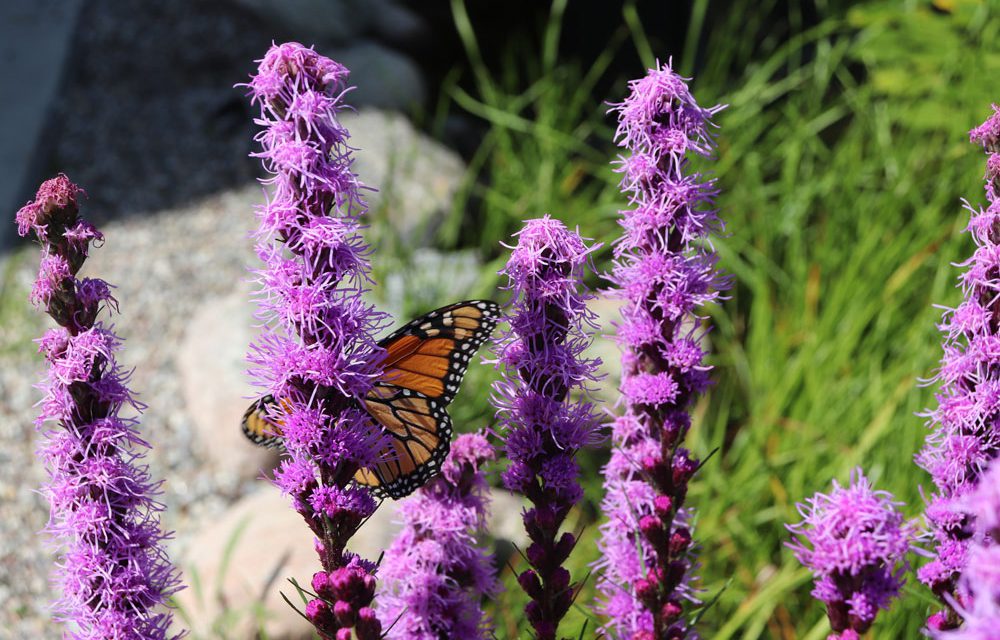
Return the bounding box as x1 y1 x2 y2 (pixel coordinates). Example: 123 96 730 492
381 604 409 637
695 446 720 473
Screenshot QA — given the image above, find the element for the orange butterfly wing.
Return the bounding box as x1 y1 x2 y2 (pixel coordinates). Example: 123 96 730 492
376 300 500 404
241 300 500 499
241 395 288 448
354 300 499 498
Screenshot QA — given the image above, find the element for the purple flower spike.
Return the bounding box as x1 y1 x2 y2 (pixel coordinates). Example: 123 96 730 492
243 42 387 639
933 460 1000 638
595 61 726 639
16 175 182 639
377 433 499 639
917 104 1000 630
787 469 912 639
491 215 602 640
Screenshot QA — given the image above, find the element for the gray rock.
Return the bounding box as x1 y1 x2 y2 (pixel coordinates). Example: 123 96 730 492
343 109 462 246
177 290 282 482
174 486 403 640
326 41 427 111
227 0 375 44
0 0 83 249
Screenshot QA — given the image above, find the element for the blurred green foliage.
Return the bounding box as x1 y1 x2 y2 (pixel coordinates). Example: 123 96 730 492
416 0 1000 638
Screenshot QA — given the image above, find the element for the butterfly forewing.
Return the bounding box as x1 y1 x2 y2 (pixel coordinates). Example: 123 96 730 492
240 299 500 499
377 300 500 405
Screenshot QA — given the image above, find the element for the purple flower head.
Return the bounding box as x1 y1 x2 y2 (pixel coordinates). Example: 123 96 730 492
933 460 1000 638
491 215 602 639
376 433 498 639
787 469 911 637
17 176 182 639
243 42 388 638
596 61 727 639
918 104 1000 630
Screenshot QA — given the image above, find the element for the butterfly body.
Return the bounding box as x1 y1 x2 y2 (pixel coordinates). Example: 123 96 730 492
242 300 499 499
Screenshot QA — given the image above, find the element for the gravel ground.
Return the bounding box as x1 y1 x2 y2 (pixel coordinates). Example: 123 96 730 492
0 186 264 639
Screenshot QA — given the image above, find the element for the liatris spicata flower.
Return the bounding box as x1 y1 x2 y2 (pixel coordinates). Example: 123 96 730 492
594 61 726 639
16 175 182 639
491 215 601 640
917 104 1000 631
376 432 499 639
787 469 911 640
244 43 389 639
934 460 1000 638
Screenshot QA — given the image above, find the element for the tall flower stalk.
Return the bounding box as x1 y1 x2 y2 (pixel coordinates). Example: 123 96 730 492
595 62 726 639
918 104 1000 631
377 433 499 639
787 469 911 640
244 43 388 639
16 175 182 639
491 215 601 640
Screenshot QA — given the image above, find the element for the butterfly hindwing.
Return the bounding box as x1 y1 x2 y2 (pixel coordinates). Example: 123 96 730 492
241 395 285 448
240 299 499 499
353 383 453 499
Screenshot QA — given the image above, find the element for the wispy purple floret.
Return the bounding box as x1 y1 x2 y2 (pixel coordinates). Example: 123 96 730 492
787 469 911 639
376 433 499 639
16 175 182 639
595 61 726 639
243 42 388 640
933 460 1000 638
917 103 1000 631
490 215 602 640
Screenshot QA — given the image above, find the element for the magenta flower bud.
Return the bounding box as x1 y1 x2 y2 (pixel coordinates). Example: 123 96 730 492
661 599 683 624
669 528 692 555
376 434 498 639
654 495 674 518
312 571 332 598
633 632 656 640
330 567 356 597
596 61 727 639
642 454 663 476
335 629 352 640
333 600 355 626
306 599 335 630
927 611 948 632
354 607 381 640
635 578 659 606
640 514 666 548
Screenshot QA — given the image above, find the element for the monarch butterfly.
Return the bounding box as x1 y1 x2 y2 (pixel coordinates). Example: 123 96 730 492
242 300 500 499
